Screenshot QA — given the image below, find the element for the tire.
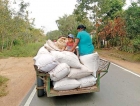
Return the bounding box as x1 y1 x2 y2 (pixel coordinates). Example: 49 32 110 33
37 76 44 97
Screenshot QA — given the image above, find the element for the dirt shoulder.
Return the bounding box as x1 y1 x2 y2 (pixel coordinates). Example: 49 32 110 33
98 51 140 75
0 57 35 106
0 55 139 106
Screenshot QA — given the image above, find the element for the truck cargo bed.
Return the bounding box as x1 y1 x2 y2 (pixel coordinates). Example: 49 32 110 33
35 58 110 97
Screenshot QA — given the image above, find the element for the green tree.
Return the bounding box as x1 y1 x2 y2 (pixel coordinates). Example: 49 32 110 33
56 14 79 36
0 0 12 51
0 0 45 52
74 0 125 48
125 2 140 39
46 30 62 40
124 2 140 52
56 14 93 37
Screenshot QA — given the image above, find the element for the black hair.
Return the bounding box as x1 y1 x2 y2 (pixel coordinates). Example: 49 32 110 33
77 25 86 30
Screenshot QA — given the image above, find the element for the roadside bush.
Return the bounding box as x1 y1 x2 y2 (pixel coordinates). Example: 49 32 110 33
0 42 44 57
133 38 140 52
0 75 9 97
13 39 24 46
120 45 134 53
119 38 140 53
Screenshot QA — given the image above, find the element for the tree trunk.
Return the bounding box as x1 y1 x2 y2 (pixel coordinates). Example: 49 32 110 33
9 40 14 50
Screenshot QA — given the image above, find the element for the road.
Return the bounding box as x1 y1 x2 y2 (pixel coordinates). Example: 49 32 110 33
20 63 140 106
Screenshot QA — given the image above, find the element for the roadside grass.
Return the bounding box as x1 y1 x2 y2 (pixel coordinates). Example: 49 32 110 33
97 48 140 62
0 75 9 97
0 42 44 58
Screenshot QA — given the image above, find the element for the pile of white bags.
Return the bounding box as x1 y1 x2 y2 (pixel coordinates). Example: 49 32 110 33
34 39 99 91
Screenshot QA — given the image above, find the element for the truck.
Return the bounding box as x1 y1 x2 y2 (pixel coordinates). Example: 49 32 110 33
34 58 110 97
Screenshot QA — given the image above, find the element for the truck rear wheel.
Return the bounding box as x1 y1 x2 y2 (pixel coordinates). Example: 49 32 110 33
37 76 44 97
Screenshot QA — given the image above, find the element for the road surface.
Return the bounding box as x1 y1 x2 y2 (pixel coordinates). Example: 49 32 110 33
20 63 140 106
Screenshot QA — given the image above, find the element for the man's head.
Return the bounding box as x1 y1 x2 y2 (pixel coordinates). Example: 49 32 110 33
67 34 74 42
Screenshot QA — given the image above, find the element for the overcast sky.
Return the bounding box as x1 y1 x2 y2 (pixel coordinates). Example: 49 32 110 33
10 0 137 33
10 0 77 33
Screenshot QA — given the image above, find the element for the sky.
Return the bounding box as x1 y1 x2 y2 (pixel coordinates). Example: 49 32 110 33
10 0 137 33
10 0 77 33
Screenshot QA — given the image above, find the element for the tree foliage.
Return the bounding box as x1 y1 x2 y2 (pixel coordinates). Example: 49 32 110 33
56 14 79 36
98 17 126 47
125 2 140 39
56 14 94 37
123 2 140 52
46 30 62 41
73 0 139 53
0 0 45 52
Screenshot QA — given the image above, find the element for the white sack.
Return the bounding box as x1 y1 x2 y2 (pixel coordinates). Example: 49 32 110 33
78 75 97 88
53 78 80 91
68 65 92 79
49 63 70 81
33 46 50 61
47 39 60 51
33 55 40 61
37 46 50 54
35 54 58 72
44 42 55 51
51 51 81 68
50 51 63 59
79 52 99 77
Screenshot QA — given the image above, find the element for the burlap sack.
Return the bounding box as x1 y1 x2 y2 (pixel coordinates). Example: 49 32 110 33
47 39 60 51
56 37 68 49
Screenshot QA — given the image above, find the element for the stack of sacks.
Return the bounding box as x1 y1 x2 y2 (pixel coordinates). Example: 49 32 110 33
67 64 97 89
34 39 99 91
52 66 97 90
49 51 98 90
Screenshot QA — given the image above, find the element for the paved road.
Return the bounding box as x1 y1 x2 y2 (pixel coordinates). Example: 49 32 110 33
20 63 140 106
